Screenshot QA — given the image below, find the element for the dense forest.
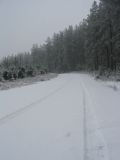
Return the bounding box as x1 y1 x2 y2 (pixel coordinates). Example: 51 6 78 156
0 0 120 80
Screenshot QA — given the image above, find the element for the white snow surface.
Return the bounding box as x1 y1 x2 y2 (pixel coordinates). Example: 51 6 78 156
0 73 120 160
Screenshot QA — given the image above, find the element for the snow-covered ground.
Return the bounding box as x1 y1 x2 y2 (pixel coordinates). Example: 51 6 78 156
0 73 57 91
0 73 120 160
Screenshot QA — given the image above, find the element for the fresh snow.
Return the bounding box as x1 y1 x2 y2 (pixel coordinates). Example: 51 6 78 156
0 73 120 160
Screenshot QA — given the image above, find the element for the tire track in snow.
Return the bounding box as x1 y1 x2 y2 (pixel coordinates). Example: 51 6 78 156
0 79 72 126
82 88 88 160
80 81 110 160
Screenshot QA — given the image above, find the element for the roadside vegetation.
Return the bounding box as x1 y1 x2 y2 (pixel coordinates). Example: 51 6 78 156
0 0 120 81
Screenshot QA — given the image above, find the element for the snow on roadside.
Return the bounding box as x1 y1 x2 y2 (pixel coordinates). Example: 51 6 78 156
0 73 57 91
104 81 120 91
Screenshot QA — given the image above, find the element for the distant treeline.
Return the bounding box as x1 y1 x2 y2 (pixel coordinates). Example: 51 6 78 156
0 0 120 80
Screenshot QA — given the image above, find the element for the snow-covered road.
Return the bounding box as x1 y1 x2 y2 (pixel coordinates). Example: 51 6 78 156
0 73 120 160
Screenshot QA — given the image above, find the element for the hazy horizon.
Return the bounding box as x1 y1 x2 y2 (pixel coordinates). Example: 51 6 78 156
0 0 99 58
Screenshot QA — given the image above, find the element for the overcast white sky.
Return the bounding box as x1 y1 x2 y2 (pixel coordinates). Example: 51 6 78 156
0 0 99 58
